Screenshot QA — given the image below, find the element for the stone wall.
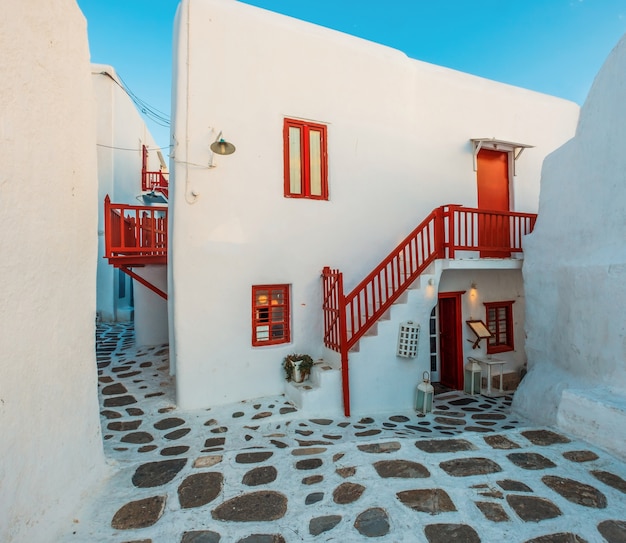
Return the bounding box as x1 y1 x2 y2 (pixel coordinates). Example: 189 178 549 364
0 2 108 540
515 34 626 460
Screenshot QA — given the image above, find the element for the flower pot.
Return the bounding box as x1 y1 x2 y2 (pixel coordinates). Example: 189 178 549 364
292 360 306 383
284 354 313 383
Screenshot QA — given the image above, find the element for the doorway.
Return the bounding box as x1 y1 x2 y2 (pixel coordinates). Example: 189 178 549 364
438 292 464 390
477 148 511 257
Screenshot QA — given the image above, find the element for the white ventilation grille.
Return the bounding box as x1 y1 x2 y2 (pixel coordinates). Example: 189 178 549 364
397 321 420 358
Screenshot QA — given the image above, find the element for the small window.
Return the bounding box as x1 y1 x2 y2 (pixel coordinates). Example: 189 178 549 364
283 118 328 200
484 301 515 353
252 285 290 346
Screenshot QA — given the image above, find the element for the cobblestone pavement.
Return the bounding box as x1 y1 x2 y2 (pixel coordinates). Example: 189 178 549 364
62 322 626 542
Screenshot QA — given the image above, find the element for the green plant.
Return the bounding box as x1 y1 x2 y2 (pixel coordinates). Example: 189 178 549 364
283 353 314 382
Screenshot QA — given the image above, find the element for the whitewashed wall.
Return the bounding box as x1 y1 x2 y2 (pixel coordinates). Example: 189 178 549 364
171 0 579 409
92 64 165 323
134 265 169 346
514 34 626 458
0 2 107 541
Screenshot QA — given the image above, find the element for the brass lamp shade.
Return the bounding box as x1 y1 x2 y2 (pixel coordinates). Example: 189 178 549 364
210 139 236 155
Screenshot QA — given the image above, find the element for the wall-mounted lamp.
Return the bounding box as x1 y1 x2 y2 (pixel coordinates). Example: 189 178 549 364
428 278 435 286
210 131 236 156
470 282 477 290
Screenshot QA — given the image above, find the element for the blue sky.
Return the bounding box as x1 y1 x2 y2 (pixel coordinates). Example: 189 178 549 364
77 0 626 148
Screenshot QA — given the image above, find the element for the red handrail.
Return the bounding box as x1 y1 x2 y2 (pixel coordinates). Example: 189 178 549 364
343 208 442 352
444 205 537 257
322 205 537 415
322 267 350 415
142 145 169 198
104 195 167 264
142 170 169 198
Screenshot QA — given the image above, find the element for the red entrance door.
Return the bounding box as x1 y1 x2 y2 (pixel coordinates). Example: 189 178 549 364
477 149 510 257
438 293 463 390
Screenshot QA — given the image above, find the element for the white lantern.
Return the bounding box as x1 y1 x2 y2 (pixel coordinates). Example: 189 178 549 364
416 371 434 414
464 359 482 396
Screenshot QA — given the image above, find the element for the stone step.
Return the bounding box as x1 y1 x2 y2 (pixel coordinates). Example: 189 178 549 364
284 359 343 416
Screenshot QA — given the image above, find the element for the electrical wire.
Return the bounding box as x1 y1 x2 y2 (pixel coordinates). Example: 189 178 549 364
118 73 170 127
96 143 172 151
98 71 171 128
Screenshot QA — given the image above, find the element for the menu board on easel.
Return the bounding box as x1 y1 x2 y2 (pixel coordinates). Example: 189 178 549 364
466 320 492 349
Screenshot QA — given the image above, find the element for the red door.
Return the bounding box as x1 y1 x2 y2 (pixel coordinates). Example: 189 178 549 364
438 293 463 390
477 149 510 257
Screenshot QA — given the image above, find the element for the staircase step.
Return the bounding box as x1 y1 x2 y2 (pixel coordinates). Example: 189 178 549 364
284 358 343 415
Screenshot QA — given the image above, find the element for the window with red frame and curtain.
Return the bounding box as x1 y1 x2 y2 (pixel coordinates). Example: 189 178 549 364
283 118 328 200
252 285 290 346
484 300 515 354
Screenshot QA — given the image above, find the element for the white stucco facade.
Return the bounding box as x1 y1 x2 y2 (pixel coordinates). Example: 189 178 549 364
93 64 165 323
0 2 107 541
170 0 579 411
514 34 626 460
134 265 169 346
93 65 169 346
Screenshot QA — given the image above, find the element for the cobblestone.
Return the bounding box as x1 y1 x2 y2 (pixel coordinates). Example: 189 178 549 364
59 322 626 543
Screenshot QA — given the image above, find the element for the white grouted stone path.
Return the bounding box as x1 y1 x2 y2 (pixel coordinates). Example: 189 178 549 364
60 323 626 543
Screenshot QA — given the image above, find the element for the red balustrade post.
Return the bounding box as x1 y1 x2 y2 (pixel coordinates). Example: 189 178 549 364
321 267 350 417
104 195 112 259
336 271 351 417
446 205 459 259
434 206 445 258
141 145 148 192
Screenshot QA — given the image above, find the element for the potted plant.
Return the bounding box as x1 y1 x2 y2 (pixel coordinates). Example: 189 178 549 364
283 353 314 383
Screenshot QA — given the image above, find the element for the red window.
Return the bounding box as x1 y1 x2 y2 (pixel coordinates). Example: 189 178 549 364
484 301 515 354
252 285 290 346
283 118 328 199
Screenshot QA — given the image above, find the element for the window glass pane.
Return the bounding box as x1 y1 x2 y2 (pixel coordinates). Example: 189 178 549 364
487 309 496 334
256 308 269 324
429 308 436 334
288 127 302 194
256 325 269 342
271 324 284 339
309 130 322 196
271 307 284 322
271 289 284 304
255 290 269 307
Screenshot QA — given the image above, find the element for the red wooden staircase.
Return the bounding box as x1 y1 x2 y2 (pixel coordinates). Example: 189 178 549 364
103 195 168 299
322 204 537 416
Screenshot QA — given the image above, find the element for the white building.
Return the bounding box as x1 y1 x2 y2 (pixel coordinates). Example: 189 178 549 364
0 2 107 541
169 0 579 414
514 34 626 462
93 65 169 346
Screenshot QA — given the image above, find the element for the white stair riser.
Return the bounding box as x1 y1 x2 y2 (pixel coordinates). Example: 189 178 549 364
284 358 343 415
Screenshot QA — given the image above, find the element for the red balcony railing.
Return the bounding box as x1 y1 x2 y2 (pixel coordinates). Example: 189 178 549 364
104 195 167 266
322 204 537 416
142 145 169 198
142 170 169 199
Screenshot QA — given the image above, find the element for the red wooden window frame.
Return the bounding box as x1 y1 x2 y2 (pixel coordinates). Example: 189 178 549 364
252 285 290 347
283 118 328 200
484 300 515 354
